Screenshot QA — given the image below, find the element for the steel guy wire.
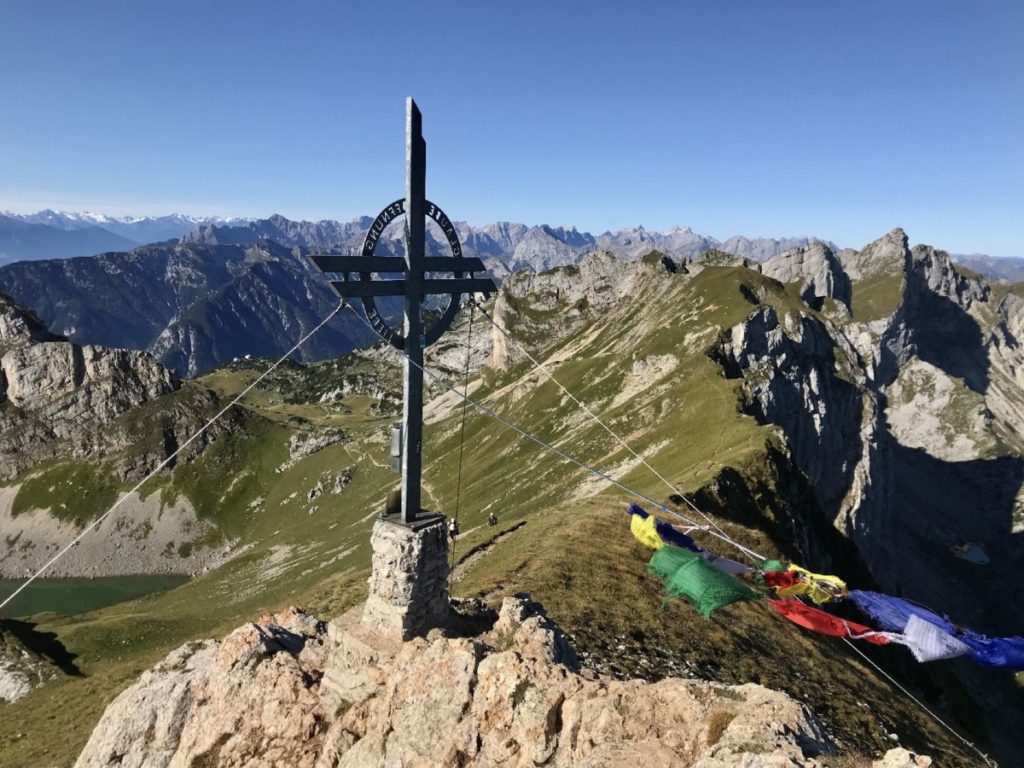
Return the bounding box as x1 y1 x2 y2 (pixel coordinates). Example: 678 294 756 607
341 300 767 563
448 300 476 591
0 302 345 612
470 297 741 553
841 638 998 767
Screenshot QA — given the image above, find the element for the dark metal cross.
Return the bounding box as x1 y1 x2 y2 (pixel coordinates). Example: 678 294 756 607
311 98 495 523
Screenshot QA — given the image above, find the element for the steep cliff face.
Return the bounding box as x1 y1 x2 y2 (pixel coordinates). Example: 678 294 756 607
713 305 890 568
759 242 852 310
711 229 1024 763
0 293 183 480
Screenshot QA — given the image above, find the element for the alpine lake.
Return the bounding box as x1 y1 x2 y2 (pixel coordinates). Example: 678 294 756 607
0 575 189 618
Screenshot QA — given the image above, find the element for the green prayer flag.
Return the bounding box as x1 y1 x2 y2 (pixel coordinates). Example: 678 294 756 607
648 546 760 618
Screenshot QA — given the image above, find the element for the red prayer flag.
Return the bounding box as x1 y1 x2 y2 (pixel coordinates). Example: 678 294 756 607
768 599 889 646
762 570 802 589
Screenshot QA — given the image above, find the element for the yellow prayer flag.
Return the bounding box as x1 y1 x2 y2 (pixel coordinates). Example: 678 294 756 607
785 564 846 604
631 514 664 550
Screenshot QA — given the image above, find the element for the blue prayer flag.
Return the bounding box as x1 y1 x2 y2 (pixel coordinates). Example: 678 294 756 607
654 518 702 553
959 632 1024 670
848 590 956 634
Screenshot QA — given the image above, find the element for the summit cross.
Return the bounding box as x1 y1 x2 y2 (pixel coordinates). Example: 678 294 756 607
310 97 495 524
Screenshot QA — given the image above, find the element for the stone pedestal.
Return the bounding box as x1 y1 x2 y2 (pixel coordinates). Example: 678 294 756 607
361 514 450 640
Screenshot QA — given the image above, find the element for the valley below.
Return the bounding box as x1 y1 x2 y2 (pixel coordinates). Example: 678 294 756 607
1 229 1023 767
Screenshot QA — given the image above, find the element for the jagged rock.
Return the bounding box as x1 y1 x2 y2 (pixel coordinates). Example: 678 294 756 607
75 608 329 768
3 342 176 420
0 624 62 703
489 251 634 370
77 597 862 768
838 228 908 280
872 747 934 767
761 242 852 309
333 467 353 493
488 592 578 668
0 293 64 351
910 245 988 308
0 657 32 703
715 305 871 528
0 293 188 481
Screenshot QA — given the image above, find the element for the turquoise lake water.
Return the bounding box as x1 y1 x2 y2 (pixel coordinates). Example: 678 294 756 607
0 575 189 618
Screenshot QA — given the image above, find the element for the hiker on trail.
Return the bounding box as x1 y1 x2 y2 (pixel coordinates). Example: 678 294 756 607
488 512 497 527
448 518 460 541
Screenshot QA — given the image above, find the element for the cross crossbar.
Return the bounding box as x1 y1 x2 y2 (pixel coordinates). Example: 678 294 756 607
329 276 496 299
310 98 497 524
311 255 486 274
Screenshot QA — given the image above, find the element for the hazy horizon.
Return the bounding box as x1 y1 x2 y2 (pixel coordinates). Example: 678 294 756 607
1 1 1021 257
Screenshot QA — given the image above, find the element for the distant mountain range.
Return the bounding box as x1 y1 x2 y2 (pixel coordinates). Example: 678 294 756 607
0 209 1021 377
0 211 246 264
182 214 834 277
0 214 139 263
952 253 1024 283
1 209 833 272
3 209 1020 282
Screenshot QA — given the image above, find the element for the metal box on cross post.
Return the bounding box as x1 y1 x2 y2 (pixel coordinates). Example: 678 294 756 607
309 97 495 529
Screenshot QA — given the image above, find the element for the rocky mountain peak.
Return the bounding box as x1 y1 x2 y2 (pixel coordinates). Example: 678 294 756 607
761 242 852 309
839 228 909 280
74 595 926 767
0 293 65 353
909 244 988 308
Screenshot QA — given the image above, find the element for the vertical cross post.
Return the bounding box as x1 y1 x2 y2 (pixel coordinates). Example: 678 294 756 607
402 98 426 523
308 98 497 639
310 98 494 528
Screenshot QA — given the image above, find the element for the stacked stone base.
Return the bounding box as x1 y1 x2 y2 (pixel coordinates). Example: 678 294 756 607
361 515 450 640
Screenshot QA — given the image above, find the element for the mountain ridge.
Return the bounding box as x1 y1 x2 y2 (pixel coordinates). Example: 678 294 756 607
0 228 1019 765
5 209 1019 287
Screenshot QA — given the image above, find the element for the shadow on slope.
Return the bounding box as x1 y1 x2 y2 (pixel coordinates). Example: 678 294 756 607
887 441 1024 635
1 618 81 676
904 266 990 394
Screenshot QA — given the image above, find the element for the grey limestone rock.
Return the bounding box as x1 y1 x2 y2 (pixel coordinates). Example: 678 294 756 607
77 597 861 768
761 242 852 309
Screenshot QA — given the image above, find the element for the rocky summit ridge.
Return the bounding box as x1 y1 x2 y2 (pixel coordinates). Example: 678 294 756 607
75 596 930 768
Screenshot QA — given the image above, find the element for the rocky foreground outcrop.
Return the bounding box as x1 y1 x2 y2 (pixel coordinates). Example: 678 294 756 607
76 596 929 768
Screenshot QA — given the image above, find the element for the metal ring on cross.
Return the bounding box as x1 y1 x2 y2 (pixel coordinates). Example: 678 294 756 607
358 198 468 351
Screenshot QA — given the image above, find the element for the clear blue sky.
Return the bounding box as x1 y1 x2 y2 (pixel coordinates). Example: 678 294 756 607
1 1 1021 255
